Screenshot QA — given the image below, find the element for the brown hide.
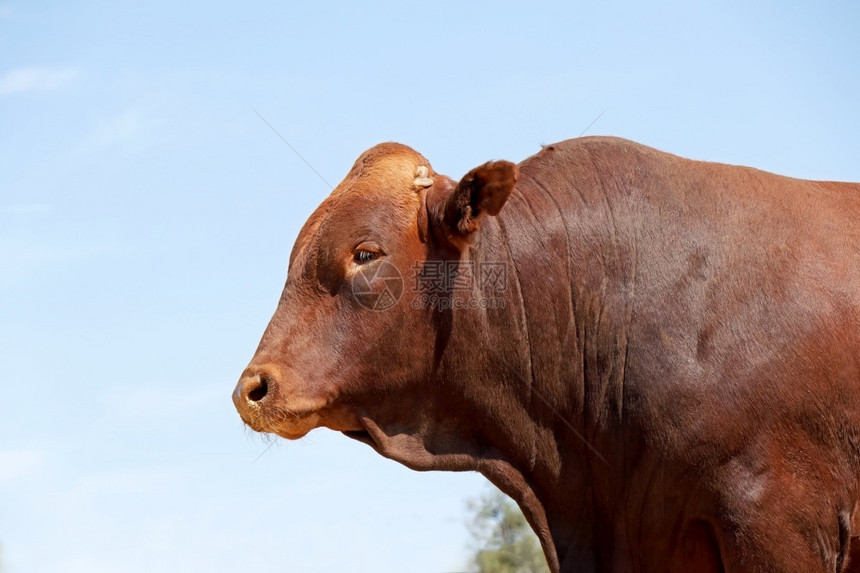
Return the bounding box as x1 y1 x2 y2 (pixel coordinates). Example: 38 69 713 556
234 137 860 572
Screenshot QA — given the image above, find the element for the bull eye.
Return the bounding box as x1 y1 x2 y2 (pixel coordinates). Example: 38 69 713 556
354 249 378 263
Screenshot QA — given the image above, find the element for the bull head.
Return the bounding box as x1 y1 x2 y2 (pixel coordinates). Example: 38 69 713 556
233 143 518 462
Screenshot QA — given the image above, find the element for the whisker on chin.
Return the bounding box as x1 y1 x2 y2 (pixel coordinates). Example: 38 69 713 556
269 403 303 423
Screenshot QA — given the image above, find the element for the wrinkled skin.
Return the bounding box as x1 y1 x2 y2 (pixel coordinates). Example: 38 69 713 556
234 137 860 572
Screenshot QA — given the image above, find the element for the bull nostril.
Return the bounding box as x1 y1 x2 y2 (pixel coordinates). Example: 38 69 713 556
247 375 269 402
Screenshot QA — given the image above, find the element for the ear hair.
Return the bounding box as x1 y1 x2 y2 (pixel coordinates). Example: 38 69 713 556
444 160 518 236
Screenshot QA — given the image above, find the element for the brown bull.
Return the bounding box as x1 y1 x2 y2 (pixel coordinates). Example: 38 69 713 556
233 137 860 572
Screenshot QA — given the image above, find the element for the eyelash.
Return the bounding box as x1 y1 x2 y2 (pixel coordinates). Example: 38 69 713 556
354 250 378 263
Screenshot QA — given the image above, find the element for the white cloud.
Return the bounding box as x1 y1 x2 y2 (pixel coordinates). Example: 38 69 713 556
71 107 162 158
0 203 52 215
74 468 177 495
0 238 110 267
0 450 45 487
99 382 223 423
0 67 78 96
0 238 114 292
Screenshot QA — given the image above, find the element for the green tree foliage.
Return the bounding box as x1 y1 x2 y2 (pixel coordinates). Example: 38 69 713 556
467 488 550 573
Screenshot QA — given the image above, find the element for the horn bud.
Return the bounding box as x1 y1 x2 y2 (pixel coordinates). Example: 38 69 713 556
413 165 434 188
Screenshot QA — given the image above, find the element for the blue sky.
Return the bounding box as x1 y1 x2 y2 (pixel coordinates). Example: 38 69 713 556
1 1 857 571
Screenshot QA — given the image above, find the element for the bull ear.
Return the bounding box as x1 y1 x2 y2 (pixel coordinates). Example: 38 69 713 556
442 160 518 236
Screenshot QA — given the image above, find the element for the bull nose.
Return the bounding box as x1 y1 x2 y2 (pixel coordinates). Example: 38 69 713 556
233 372 270 408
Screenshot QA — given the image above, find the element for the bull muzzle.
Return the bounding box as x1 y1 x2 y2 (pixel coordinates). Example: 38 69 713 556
233 370 269 411
232 364 327 439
